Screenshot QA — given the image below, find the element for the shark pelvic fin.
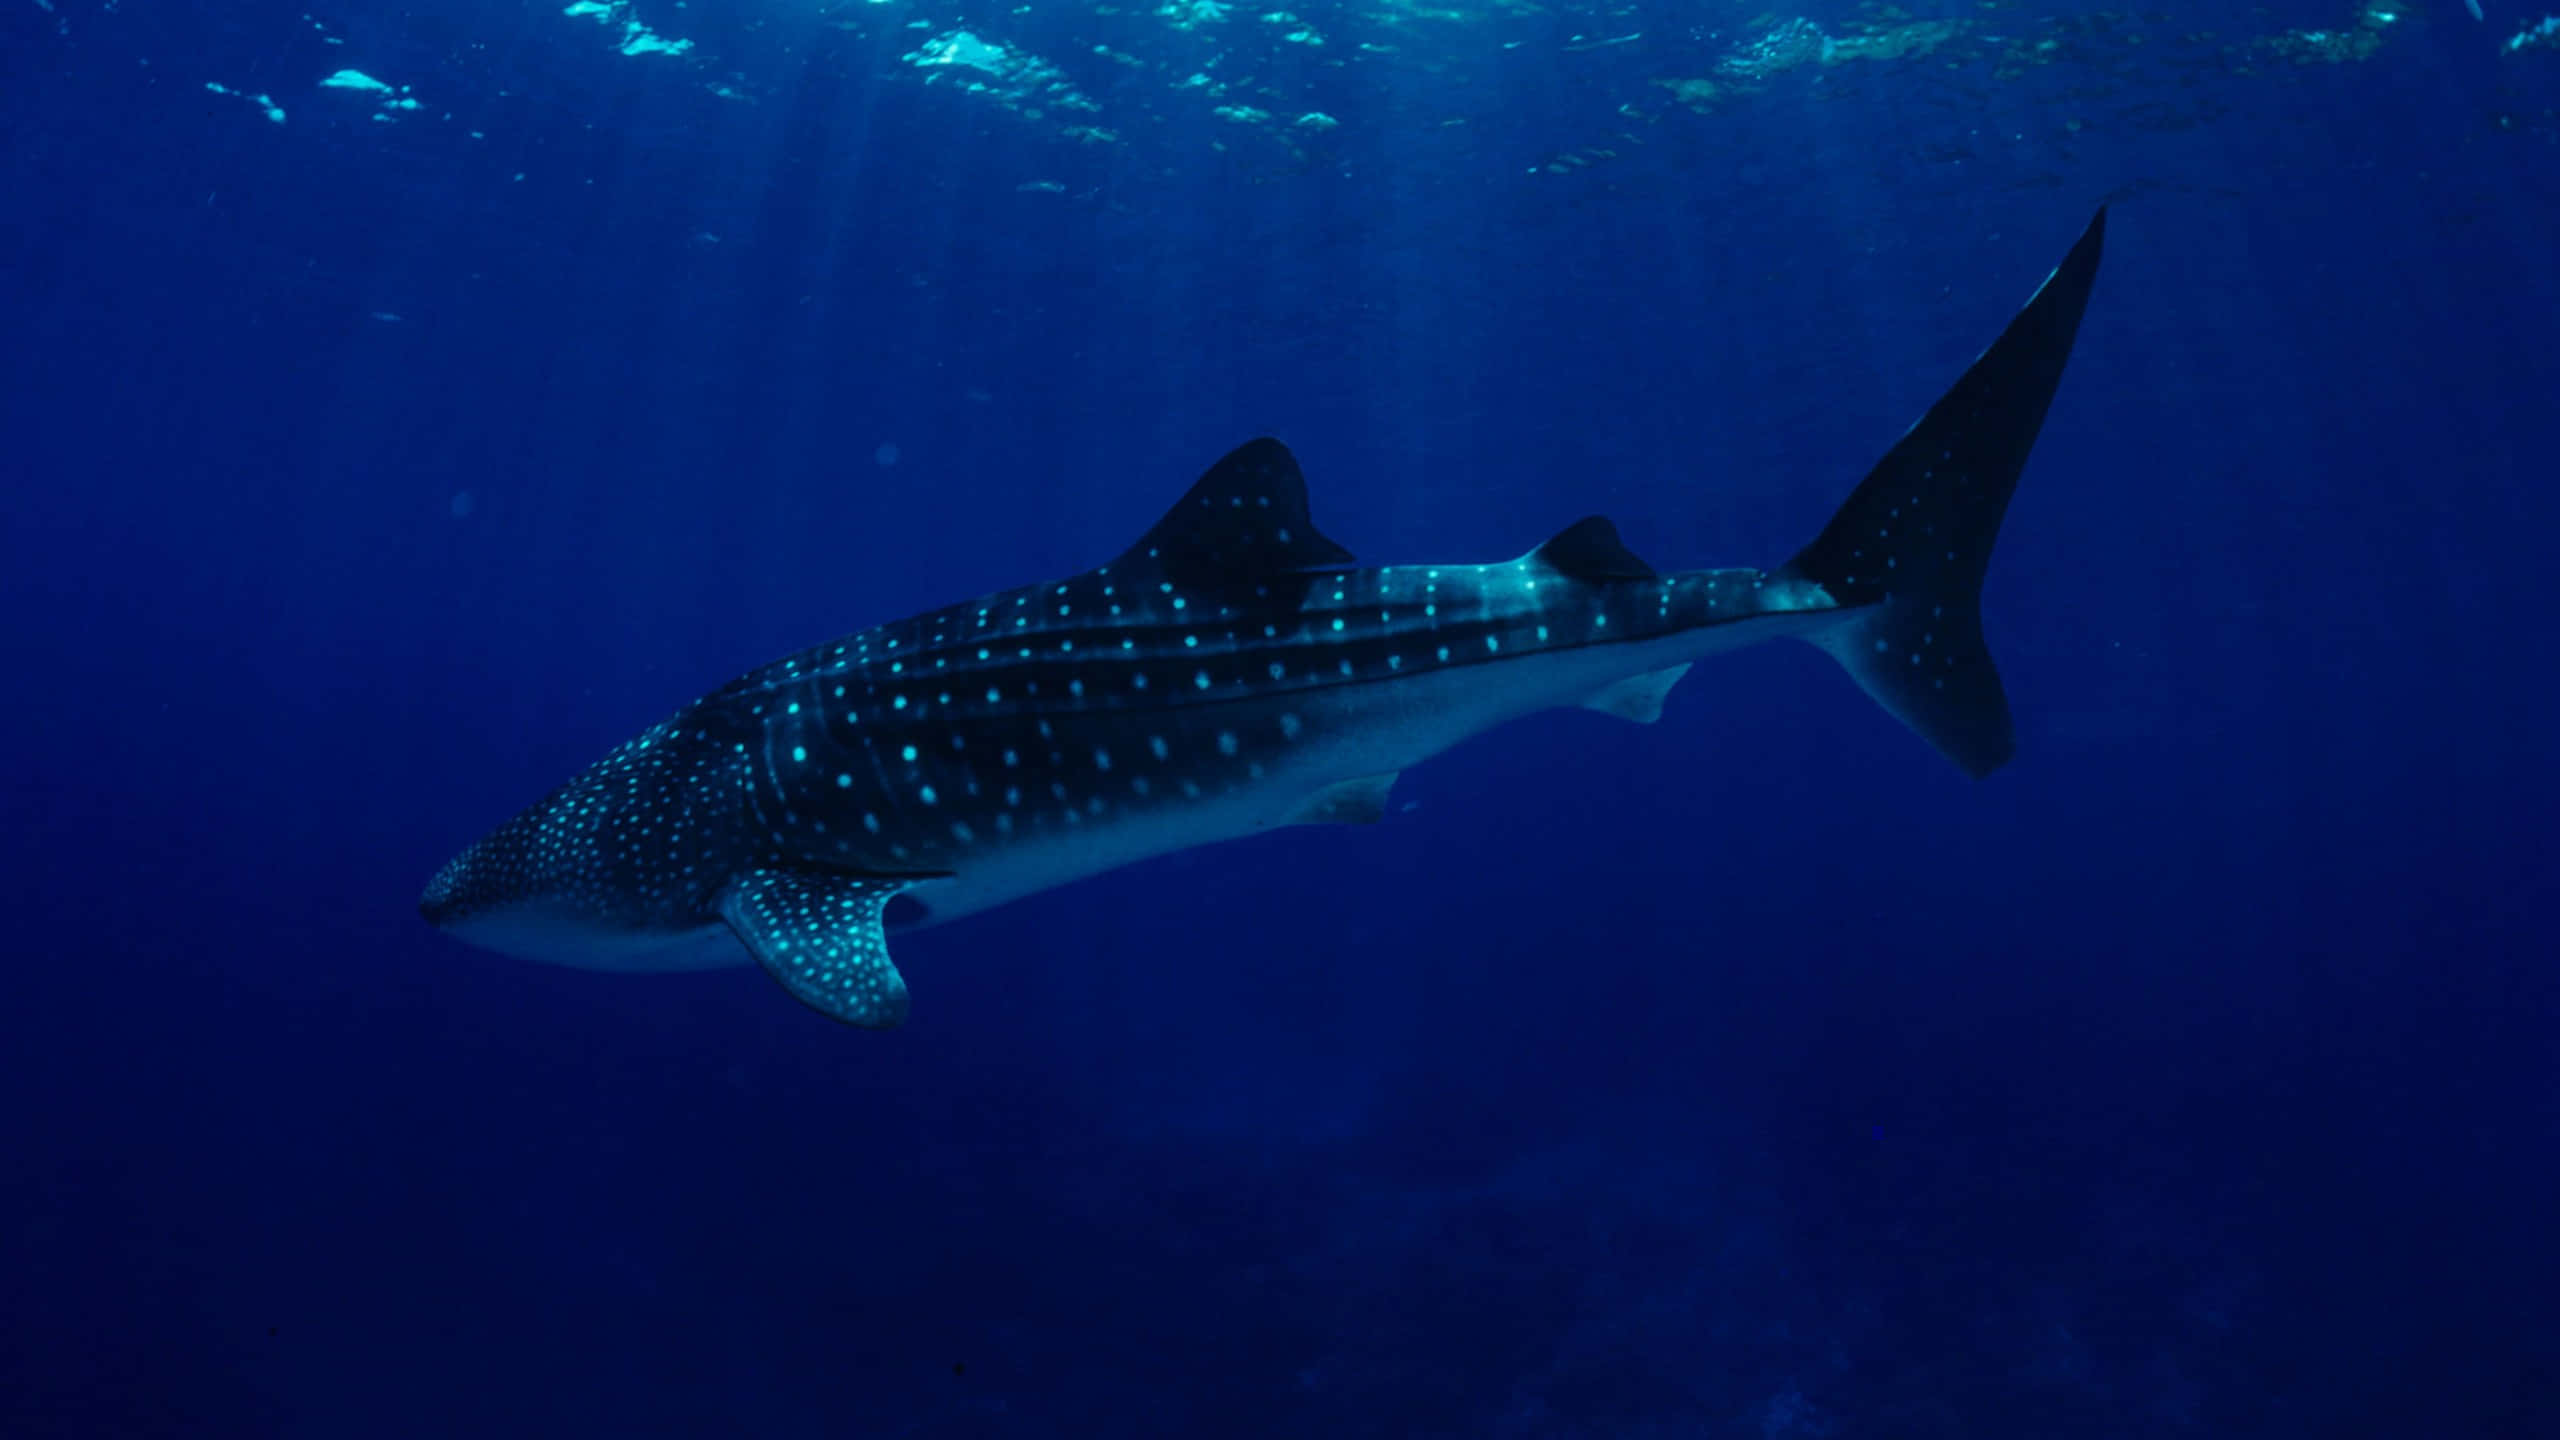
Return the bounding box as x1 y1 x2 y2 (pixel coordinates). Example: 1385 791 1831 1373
1120 438 1356 591
1583 663 1693 724
1530 516 1658 581
720 868 918 1028
1288 772 1400 826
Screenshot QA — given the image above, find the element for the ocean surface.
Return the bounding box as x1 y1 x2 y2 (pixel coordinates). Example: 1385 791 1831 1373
6 1 2557 1435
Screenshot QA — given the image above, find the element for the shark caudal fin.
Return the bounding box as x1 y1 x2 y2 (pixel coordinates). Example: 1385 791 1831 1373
1775 207 2107 779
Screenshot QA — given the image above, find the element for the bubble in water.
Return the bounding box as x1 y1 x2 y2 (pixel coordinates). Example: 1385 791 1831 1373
874 442 899 467
449 490 476 519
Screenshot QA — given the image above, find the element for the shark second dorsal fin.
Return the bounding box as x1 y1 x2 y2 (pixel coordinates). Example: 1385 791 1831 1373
1530 516 1657 581
1119 438 1355 590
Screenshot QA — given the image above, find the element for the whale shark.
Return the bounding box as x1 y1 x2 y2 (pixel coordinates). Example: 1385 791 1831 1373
421 209 2107 1028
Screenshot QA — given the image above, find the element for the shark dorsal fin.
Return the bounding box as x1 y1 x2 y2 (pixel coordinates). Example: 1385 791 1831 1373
1119 438 1355 590
1531 515 1657 581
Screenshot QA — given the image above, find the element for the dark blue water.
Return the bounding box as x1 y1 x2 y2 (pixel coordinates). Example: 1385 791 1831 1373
7 1 2556 1434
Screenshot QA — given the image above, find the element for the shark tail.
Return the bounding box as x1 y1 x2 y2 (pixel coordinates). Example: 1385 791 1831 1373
1773 207 2106 779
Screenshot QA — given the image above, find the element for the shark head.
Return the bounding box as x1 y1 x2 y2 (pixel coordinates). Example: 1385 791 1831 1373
418 810 671 970
418 817 567 940
420 721 754 972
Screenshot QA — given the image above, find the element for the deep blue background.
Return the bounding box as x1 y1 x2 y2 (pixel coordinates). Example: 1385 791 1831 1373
6 1 2557 1434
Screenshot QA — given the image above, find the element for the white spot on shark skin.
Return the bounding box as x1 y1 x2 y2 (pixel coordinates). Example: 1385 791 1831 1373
1217 731 1239 756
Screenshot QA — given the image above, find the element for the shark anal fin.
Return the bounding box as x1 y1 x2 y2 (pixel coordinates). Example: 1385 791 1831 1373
1531 516 1658 581
1120 438 1355 591
720 868 917 1028
1583 663 1693 723
1288 772 1401 826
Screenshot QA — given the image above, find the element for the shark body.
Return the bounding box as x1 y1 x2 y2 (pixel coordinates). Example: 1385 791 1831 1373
422 209 2107 1028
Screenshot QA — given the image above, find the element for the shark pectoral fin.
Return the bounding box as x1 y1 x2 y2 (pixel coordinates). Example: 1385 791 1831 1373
719 868 916 1029
1583 663 1693 724
1288 772 1400 826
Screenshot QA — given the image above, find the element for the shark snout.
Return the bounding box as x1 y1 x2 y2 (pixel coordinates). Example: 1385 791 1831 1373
419 828 528 930
418 849 475 927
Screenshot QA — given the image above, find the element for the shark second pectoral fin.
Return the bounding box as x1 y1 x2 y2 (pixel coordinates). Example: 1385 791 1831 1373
1583 664 1693 724
720 868 917 1029
1287 772 1401 826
